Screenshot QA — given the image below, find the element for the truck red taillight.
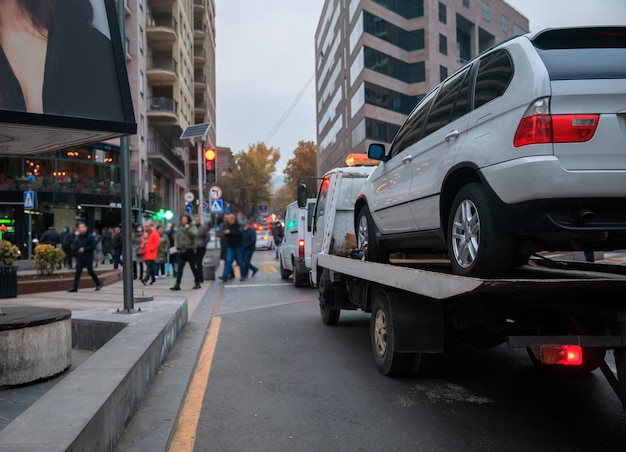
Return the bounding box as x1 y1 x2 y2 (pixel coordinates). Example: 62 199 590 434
513 98 599 147
298 239 305 258
540 345 583 366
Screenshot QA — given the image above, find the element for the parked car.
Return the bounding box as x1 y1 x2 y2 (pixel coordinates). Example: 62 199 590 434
356 26 626 277
279 199 316 287
256 230 275 250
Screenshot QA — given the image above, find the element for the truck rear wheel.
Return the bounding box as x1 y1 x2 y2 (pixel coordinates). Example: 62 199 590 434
371 289 417 376
319 269 340 325
293 259 307 287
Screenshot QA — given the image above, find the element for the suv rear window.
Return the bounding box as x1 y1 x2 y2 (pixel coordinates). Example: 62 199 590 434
532 27 626 80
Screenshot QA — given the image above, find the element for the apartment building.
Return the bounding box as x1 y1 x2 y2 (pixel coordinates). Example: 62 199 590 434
315 0 528 174
126 0 217 216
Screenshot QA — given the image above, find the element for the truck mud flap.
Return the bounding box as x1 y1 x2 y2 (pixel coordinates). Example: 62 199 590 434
385 289 446 353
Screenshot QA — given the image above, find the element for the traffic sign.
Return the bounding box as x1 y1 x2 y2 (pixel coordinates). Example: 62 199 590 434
24 190 35 209
258 204 269 216
209 185 222 200
210 199 223 213
202 200 209 212
184 191 195 203
185 203 194 214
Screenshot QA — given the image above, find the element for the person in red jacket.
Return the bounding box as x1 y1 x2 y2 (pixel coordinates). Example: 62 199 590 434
141 222 160 285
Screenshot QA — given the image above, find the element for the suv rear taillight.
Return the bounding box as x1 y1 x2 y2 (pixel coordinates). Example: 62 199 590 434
298 239 305 258
514 98 600 147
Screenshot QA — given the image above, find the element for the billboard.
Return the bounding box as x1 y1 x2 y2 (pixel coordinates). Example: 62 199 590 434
0 0 136 154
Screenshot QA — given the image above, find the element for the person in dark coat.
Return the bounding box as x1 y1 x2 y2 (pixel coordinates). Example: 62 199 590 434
112 225 123 269
272 221 284 259
219 214 245 282
101 227 113 264
241 220 259 279
67 222 102 292
60 226 73 269
40 225 60 246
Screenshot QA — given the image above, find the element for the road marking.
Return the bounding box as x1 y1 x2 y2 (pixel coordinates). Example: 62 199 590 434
168 296 223 450
263 265 277 273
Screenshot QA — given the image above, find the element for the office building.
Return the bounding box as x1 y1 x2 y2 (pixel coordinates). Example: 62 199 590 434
315 0 528 174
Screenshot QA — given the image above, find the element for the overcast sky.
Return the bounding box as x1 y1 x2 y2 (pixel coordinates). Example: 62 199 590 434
215 0 626 182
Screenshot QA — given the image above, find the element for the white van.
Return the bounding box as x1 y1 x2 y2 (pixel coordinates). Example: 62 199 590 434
279 199 316 287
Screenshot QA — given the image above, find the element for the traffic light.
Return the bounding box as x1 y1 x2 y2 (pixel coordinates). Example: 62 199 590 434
204 148 216 183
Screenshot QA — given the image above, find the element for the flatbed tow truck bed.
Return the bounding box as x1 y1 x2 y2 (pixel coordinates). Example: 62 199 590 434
316 253 626 409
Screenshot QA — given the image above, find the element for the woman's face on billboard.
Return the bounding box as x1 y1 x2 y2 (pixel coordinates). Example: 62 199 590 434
0 0 48 113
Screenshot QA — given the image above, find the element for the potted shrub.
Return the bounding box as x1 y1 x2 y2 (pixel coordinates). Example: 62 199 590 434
33 244 65 275
0 239 20 298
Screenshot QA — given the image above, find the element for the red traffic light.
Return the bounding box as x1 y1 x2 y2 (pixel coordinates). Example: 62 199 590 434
204 148 216 161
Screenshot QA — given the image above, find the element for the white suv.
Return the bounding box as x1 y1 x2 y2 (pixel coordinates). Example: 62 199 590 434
356 27 626 277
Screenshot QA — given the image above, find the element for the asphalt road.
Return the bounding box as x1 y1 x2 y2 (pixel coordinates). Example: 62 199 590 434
121 250 626 451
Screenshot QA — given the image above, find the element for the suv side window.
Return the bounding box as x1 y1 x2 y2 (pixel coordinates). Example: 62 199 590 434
423 67 471 138
389 89 437 158
474 49 513 109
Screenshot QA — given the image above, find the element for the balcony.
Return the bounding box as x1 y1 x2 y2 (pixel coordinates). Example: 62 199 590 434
147 97 178 122
147 139 185 177
194 73 207 91
193 48 206 66
147 58 178 83
194 0 206 13
194 19 207 40
194 99 207 116
146 15 177 44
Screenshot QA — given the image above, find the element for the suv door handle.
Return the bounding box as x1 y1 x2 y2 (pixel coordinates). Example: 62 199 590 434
444 130 460 142
402 155 413 164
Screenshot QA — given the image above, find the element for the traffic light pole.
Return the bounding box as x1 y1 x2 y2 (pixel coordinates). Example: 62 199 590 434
197 140 204 226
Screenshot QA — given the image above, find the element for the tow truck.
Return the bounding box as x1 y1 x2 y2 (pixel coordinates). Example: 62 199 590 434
298 154 626 409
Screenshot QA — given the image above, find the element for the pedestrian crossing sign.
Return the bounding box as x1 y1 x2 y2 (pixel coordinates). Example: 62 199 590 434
24 190 35 209
210 199 223 213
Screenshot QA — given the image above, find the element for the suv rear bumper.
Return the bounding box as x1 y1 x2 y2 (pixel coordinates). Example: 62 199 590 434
481 156 626 204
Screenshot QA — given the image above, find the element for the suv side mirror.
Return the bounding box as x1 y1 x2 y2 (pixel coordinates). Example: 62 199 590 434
368 143 386 161
297 184 308 208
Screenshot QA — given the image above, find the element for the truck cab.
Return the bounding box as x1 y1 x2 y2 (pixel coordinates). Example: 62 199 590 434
299 155 378 288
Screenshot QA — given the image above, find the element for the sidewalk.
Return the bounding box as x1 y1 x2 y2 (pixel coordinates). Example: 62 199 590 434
0 258 215 451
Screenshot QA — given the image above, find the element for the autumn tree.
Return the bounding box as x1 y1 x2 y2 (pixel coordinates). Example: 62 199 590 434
271 184 292 217
283 140 318 199
220 142 280 218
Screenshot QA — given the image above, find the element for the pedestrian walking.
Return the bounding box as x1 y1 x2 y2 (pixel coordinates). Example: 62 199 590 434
272 221 284 259
155 224 169 278
60 225 73 269
40 225 60 247
112 225 123 269
92 228 103 268
219 213 245 282
241 219 259 279
101 227 112 264
141 222 160 285
132 224 144 280
67 222 102 292
195 215 210 283
170 215 202 290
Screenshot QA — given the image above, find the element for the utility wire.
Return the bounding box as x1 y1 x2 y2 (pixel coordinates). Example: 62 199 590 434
264 73 315 144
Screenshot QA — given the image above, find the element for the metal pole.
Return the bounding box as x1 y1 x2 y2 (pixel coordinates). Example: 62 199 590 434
119 0 134 311
27 211 32 259
197 141 204 225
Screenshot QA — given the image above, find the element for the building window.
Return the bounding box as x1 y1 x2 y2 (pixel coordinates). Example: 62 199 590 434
371 0 424 19
439 34 447 55
139 70 144 97
463 0 470 7
483 2 491 22
139 27 143 55
364 46 425 83
513 24 527 36
140 115 145 141
440 65 448 81
363 11 425 51
501 15 508 33
439 2 447 24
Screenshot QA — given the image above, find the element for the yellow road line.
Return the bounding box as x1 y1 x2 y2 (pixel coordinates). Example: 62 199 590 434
263 265 277 273
168 316 222 451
